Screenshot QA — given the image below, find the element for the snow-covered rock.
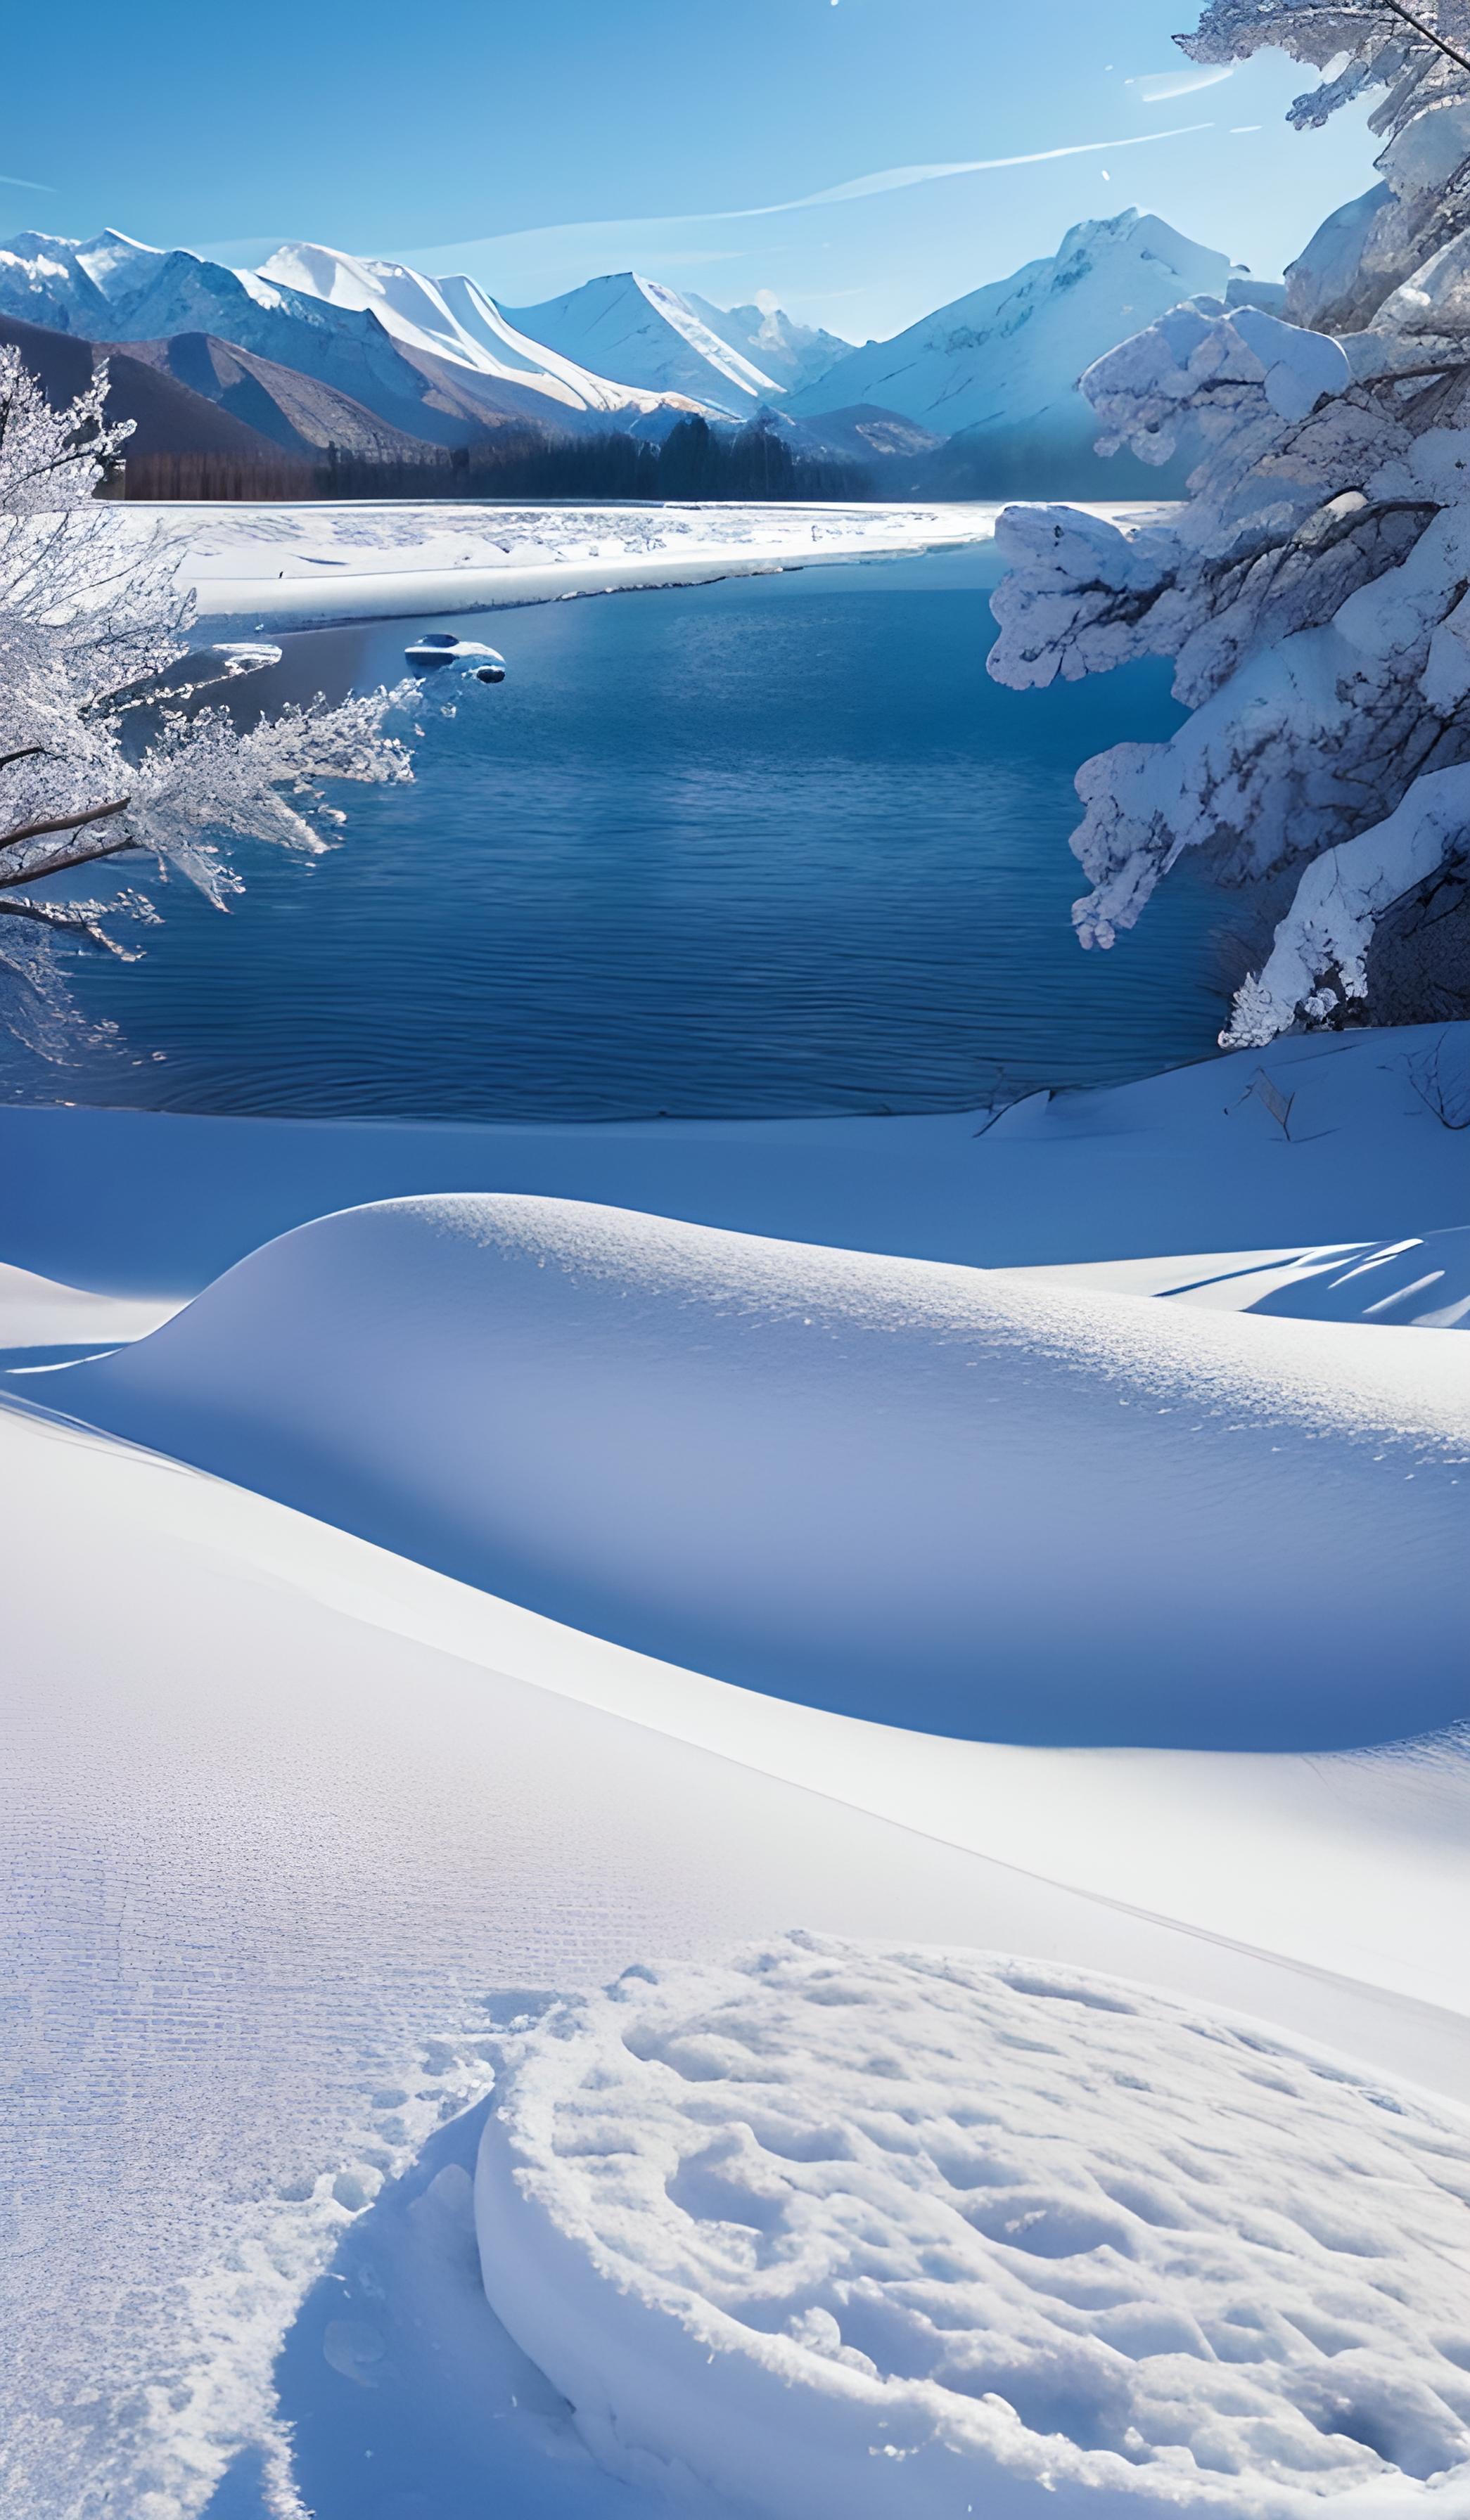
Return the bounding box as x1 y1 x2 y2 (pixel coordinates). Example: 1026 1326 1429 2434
0 228 119 333
686 292 851 397
505 272 783 416
785 211 1235 460
476 1931 1470 2520
53 1190 1470 1752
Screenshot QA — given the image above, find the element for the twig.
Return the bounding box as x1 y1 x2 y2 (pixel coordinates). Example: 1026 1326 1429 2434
1379 0 1470 76
0 795 131 856
0 832 137 891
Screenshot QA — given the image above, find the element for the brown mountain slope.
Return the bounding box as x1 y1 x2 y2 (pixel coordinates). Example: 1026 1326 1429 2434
120 331 437 459
0 309 280 459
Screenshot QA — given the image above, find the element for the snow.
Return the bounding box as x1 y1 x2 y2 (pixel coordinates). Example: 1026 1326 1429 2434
0 1259 175 1356
134 494 1017 629
46 1185 1470 1755
476 1934 1470 2520
1017 1234 1470 1332
784 211 1234 442
506 273 784 416
0 229 698 444
987 314 1470 996
3 1020 1469 2514
8 1388 1462 2520
256 241 686 416
1222 769 1470 1047
686 293 852 397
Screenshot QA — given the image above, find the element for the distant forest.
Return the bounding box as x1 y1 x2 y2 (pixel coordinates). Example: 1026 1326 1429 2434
122 415 874 504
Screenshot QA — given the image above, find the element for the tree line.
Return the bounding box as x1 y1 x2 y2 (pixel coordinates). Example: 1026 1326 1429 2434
122 416 873 505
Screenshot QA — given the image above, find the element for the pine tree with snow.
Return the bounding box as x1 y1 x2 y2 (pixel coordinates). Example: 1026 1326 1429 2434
0 345 411 1057
989 0 1470 1043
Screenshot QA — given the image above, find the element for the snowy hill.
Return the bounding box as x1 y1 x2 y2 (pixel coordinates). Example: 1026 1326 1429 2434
788 210 1236 484
0 229 701 448
686 293 851 397
506 273 785 416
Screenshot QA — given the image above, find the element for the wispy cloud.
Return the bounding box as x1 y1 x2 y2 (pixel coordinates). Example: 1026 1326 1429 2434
1126 64 1233 104
731 122 1215 217
0 172 56 194
423 120 1218 270
679 124 1220 223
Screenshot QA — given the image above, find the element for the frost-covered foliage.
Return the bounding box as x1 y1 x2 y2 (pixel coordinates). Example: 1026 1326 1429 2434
990 3 1470 1045
0 345 411 1056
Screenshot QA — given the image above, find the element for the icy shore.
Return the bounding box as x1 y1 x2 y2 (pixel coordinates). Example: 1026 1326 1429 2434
110 495 1173 629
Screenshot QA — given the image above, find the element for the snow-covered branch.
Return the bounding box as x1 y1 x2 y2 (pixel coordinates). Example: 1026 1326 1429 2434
0 342 412 1056
988 1 1470 1041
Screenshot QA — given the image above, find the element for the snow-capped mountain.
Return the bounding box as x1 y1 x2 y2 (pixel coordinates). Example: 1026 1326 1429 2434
255 243 682 418
505 274 785 416
686 295 851 398
0 230 705 446
786 210 1236 452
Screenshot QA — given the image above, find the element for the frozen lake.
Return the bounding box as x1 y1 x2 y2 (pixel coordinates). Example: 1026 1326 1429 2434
51 546 1233 1121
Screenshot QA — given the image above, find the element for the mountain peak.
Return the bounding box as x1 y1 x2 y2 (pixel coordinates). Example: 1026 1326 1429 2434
786 210 1233 442
504 270 783 414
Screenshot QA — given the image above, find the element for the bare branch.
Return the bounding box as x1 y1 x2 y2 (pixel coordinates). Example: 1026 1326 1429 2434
0 795 131 856
1379 0 1470 77
0 832 139 892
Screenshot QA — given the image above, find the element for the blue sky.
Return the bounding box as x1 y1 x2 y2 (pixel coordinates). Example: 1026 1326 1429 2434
5 0 1383 337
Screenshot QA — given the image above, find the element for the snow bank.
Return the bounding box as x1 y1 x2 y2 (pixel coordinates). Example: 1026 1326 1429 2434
476 1932 1470 2520
153 496 1011 629
53 1191 1470 1751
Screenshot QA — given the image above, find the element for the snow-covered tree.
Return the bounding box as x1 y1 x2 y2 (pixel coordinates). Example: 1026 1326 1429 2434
989 0 1470 1044
0 345 412 1057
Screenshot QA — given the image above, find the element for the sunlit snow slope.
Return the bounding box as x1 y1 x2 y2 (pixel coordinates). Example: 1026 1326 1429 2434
506 272 785 415
257 242 686 416
53 1190 1470 1752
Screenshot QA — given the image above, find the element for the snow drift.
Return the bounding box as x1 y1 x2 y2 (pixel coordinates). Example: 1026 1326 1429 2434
1244 1228 1470 1331
475 1932 1470 2520
53 1193 1470 1751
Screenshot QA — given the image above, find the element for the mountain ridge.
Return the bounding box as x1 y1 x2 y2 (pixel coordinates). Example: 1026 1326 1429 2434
786 210 1239 474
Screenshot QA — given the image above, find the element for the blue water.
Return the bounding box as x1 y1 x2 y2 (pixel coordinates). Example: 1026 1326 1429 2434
52 546 1231 1121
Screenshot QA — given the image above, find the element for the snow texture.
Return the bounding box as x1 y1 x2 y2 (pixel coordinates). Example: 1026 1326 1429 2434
1241 1228 1470 1328
52 1189 1470 1751
477 1932 1470 2520
153 492 1009 629
4 1036 1469 2514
